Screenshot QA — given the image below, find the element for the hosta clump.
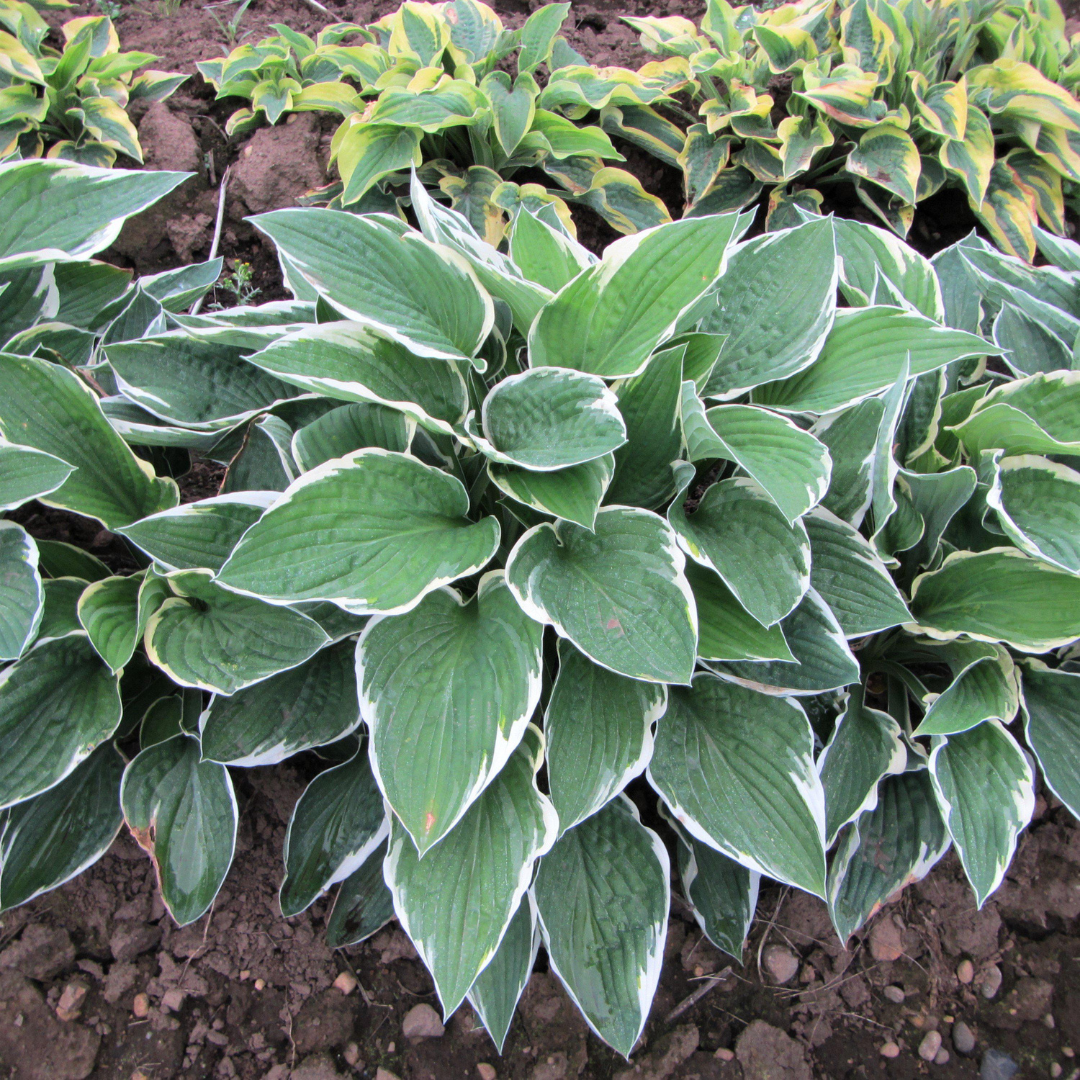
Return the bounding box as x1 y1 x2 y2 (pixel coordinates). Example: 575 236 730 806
5 158 1080 1058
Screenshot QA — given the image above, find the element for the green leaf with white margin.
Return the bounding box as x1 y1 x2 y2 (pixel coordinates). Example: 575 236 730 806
663 808 758 959
0 160 189 260
1020 661 1080 820
509 207 595 294
245 322 469 438
546 641 665 837
529 213 741 379
812 397 885 526
686 563 795 663
928 720 1034 908
913 642 1019 736
145 570 328 694
828 769 950 942
0 742 124 911
706 587 860 696
117 493 278 573
993 302 1072 377
279 749 388 918
386 724 557 1018
291 403 411 472
77 573 146 673
218 450 500 615
648 673 827 896
506 506 697 684
199 640 360 766
252 208 494 367
0 441 73 512
532 794 669 1057
488 454 614 531
105 330 301 431
465 367 626 471
467 898 541 1053
833 217 944 320
120 733 238 926
987 455 1080 573
0 522 41 661
818 685 907 846
910 548 1080 651
868 356 910 547
805 507 910 636
35 578 89 641
606 343 684 510
668 463 809 627
325 837 395 947
690 402 832 524
0 633 121 809
699 215 838 398
754 307 990 415
0 352 178 530
358 571 542 854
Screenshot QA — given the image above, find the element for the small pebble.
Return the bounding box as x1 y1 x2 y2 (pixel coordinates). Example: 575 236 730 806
1064 1048 1075 1058
402 1002 445 1039
920 1030 943 1062
333 970 358 995
254 978 265 991
957 959 975 985
715 1048 735 1062
1045 1014 1056 1029
883 985 906 1004
343 1043 362 1067
935 1049 950 1066
239 970 250 981
55 982 87 1022
1051 1065 1063 1079
132 993 149 1019
952 1021 976 1056
880 1042 901 1058
870 919 905 963
980 965 1003 999
762 944 800 985
386 1042 395 1054
477 1066 497 1080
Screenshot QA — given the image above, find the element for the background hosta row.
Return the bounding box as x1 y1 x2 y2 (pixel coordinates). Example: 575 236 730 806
2 157 1080 1058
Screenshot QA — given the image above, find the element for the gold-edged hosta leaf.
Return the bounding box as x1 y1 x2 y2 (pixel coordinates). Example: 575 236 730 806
973 160 1038 261
753 23 818 73
599 103 685 170
847 122 920 206
573 165 672 236
794 65 888 128
911 73 967 140
481 70 536 157
776 112 834 178
439 166 508 249
678 124 733 207
839 0 894 83
334 123 422 205
968 57 1080 130
1006 148 1066 234
940 107 994 205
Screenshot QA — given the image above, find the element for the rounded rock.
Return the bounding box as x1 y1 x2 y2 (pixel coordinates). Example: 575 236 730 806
762 944 800 985
880 1042 901 1059
919 1030 943 1062
979 965 1003 1000
402 1003 445 1039
883 985 906 1004
935 1048 950 1066
957 959 975 985
952 1020 976 1056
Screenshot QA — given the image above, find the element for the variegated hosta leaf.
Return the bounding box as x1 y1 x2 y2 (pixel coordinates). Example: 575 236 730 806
700 215 838 398
0 441 74 513
117 493 278 573
386 725 557 1018
754 306 990 414
0 351 178 530
243 322 469 437
200 640 361 766
467 367 626 471
910 548 1080 651
664 808 758 959
0 742 124 912
279 750 388 918
488 455 614 531
818 685 907 846
145 570 329 694
668 463 809 627
529 213 741 378
120 733 238 926
217 450 500 615
987 455 1080 573
813 397 884 526
252 209 494 366
467 898 541 1053
77 573 145 673
828 769 950 942
804 508 910 636
0 633 122 810
509 207 594 294
291 402 411 472
545 642 665 836
532 795 669 1057
0 521 42 662
928 720 1034 908
36 578 90 641
1020 661 1080 820
358 571 543 854
505 506 697 684
914 643 1019 737
325 837 395 948
649 673 827 897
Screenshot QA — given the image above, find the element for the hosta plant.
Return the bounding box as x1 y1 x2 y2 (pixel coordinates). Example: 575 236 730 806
0 8 186 164
627 0 1080 259
4 158 1080 1058
197 0 687 238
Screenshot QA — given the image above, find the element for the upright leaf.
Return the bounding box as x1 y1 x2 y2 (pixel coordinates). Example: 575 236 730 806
1020 662 1080 820
0 522 41 661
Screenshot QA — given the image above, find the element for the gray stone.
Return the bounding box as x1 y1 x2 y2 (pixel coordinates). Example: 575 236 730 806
981 1049 1020 1080
763 945 800 986
952 1021 976 1056
401 1002 444 1039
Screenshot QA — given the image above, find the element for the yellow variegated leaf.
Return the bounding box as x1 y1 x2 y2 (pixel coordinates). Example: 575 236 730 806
622 15 705 58
1022 121 1080 182
795 63 889 128
967 58 1080 130
439 165 507 247
491 181 577 238
840 0 896 84
0 84 46 126
61 15 119 58
686 164 763 214
910 72 967 140
47 138 115 166
766 185 823 230
777 111 834 178
940 106 994 204
1003 148 1065 236
700 0 743 56
0 29 44 83
388 1 450 65
599 103 685 169
973 159 1038 261
847 122 920 205
734 138 784 183
443 0 503 66
917 154 947 200
71 94 141 160
753 23 818 74
368 75 485 132
854 179 913 236
293 81 362 116
546 159 670 235
334 122 422 204
678 123 733 206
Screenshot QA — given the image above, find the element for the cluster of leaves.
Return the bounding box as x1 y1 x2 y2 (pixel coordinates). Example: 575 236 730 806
626 0 1080 259
4 157 1080 1059
196 0 687 238
0 2 186 164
